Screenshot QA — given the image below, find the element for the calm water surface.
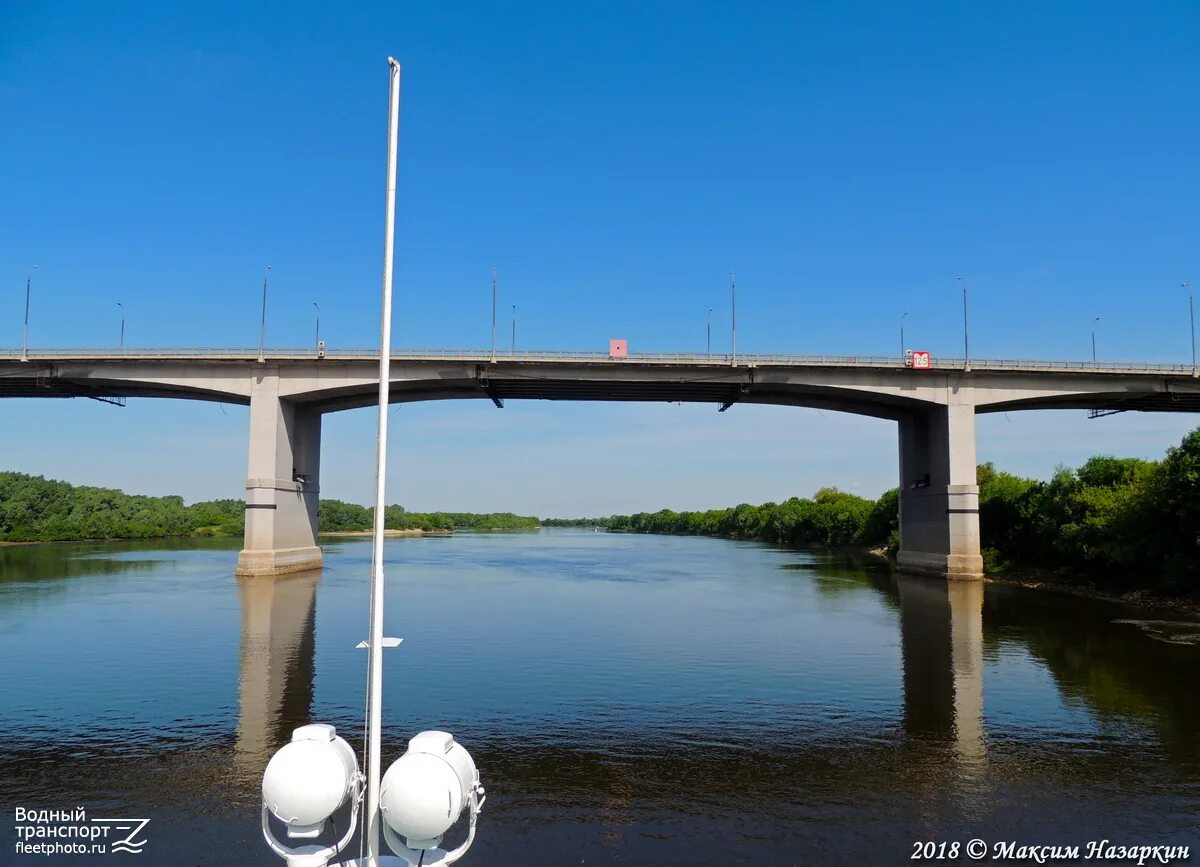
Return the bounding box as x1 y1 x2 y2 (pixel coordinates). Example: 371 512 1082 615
0 530 1197 865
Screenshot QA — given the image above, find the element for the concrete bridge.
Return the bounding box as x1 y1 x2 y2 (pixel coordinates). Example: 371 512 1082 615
3 347 1198 580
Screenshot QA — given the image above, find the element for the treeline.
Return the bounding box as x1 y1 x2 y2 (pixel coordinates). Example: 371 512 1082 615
0 472 538 542
324 502 540 533
541 517 608 527
977 428 1199 593
604 427 1200 597
607 487 899 550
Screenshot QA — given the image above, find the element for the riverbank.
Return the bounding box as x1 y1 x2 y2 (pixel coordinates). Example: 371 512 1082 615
983 570 1200 617
869 543 1198 614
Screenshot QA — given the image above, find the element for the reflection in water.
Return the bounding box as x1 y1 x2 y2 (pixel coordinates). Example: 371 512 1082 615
983 587 1200 765
897 574 987 812
0 536 240 585
947 581 985 774
233 570 321 781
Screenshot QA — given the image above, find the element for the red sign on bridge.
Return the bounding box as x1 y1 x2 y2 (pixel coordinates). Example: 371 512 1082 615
906 350 932 370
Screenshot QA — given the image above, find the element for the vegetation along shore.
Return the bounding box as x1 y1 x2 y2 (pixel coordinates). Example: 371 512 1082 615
0 472 538 541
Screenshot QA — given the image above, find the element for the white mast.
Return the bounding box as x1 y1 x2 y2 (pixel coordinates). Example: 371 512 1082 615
364 56 402 865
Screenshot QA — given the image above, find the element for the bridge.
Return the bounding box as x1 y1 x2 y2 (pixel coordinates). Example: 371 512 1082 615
3 347 1199 580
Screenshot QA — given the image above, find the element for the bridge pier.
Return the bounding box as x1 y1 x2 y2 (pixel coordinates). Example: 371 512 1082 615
236 372 323 576
896 394 983 581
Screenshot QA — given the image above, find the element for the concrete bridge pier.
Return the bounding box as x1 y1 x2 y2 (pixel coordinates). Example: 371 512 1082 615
896 393 984 581
236 372 323 576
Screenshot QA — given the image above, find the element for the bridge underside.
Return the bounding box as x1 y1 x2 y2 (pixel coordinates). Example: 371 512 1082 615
0 374 126 402
303 375 927 421
981 391 1200 415
0 371 246 405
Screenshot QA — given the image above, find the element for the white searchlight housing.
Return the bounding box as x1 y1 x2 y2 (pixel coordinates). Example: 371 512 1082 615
261 724 363 867
379 731 486 864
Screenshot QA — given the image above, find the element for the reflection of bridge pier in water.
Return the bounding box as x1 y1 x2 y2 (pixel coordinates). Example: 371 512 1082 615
897 574 986 778
234 569 321 778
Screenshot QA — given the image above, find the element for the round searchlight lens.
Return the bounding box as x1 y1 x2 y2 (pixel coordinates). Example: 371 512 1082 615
262 724 358 837
380 731 480 850
380 752 464 843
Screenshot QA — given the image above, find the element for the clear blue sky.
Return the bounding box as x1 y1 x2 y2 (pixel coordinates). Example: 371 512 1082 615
2 1 1198 515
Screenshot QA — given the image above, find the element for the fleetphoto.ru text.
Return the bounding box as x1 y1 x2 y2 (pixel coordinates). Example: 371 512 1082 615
13 807 149 858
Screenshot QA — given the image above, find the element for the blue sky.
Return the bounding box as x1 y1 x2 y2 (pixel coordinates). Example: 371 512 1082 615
2 1 1199 515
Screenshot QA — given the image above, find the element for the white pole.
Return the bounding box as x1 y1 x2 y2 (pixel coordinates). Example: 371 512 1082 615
364 56 402 866
21 266 35 362
730 270 736 366
259 266 271 363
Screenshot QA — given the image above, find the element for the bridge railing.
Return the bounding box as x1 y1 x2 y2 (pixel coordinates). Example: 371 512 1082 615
0 347 1196 375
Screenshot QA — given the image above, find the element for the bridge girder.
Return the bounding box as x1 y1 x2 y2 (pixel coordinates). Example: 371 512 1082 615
4 355 1199 420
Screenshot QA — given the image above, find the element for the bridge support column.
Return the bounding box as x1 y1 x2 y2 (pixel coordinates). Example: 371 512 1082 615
896 395 983 581
236 372 323 576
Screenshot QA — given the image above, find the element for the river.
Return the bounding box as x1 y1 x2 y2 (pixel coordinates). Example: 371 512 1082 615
0 530 1197 865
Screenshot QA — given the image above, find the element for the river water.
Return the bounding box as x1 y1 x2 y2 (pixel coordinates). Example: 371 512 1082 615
0 530 1197 865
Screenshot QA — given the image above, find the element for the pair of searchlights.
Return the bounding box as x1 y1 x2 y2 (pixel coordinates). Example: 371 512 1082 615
262 725 485 867
260 54 485 867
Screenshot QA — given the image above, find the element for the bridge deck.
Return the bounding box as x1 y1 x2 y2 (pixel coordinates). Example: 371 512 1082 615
3 348 1199 415
1 347 1197 376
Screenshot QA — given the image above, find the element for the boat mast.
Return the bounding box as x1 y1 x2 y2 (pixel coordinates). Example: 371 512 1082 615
364 56 402 865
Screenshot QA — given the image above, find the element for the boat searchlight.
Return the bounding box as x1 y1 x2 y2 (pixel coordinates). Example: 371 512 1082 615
261 727 484 867
261 724 361 866
380 732 486 859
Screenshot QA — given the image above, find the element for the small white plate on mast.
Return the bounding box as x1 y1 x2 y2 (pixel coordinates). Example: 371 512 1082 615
356 638 404 649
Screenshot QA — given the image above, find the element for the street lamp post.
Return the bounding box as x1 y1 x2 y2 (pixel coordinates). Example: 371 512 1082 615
313 302 320 349
1091 316 1101 364
511 304 516 353
707 307 713 360
491 267 497 362
1184 283 1196 375
957 276 969 368
900 311 908 360
258 266 271 363
730 270 737 366
21 265 36 361
117 302 125 349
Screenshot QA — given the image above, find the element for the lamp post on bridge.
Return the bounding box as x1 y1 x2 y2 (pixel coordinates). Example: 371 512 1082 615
730 270 737 365
21 265 36 361
1091 316 1100 364
117 302 125 350
707 307 713 360
957 276 969 369
900 311 908 360
258 265 271 364
313 302 320 349
511 304 516 353
1184 282 1196 375
491 267 497 362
